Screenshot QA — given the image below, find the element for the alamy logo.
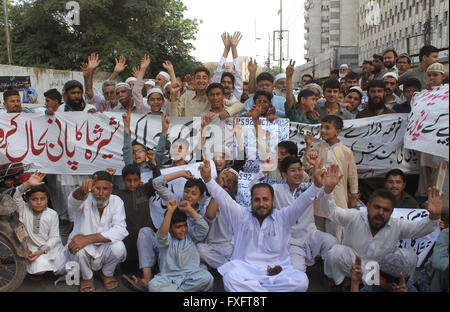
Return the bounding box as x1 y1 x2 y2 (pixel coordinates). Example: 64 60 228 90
363 260 380 286
365 1 381 26
65 261 80 286
65 1 80 26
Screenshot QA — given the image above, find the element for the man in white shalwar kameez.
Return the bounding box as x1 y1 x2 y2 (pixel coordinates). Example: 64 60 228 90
12 172 65 275
198 157 327 292
320 165 443 286
65 171 128 292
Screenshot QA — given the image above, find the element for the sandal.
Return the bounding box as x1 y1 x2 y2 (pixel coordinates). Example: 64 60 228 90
121 274 147 292
80 277 95 292
100 271 119 290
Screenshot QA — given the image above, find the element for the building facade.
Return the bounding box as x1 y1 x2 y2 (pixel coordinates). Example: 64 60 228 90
359 0 449 65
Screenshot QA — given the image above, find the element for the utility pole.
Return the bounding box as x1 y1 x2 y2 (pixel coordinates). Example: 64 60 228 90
3 0 12 65
424 0 432 45
279 0 283 73
267 33 271 70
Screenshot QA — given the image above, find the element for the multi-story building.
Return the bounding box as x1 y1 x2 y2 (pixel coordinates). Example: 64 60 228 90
298 0 359 81
359 0 449 65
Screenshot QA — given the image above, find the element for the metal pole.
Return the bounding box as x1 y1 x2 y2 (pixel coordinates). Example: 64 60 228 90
279 0 283 73
267 33 271 70
3 0 12 65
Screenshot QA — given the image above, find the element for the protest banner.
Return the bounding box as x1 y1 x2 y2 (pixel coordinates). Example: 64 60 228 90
405 84 449 160
289 114 419 178
360 207 440 267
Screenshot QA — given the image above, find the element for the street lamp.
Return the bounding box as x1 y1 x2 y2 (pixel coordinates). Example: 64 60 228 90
256 33 271 70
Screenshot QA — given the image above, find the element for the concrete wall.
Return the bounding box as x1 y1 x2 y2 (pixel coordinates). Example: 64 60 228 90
0 64 111 105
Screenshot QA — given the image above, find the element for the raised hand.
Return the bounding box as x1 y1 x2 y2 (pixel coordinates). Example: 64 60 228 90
140 54 151 69
147 149 156 167
221 32 231 49
248 57 257 73
81 175 97 195
230 31 242 47
424 186 444 220
166 199 178 213
114 56 128 74
199 158 212 183
305 150 319 166
80 62 89 76
122 109 131 136
87 52 101 70
180 170 194 179
185 74 195 90
26 171 46 188
350 255 363 284
305 132 315 147
261 155 277 174
393 272 408 292
322 163 343 194
161 114 170 135
132 66 140 78
162 60 174 73
286 59 296 78
106 168 116 176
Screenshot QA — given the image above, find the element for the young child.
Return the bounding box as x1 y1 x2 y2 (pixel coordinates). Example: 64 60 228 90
242 90 278 122
122 110 157 177
148 199 213 292
152 172 206 229
426 62 447 88
12 171 64 277
304 115 358 242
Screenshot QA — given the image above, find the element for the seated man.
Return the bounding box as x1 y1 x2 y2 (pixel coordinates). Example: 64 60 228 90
350 252 419 292
270 157 337 272
197 168 238 269
149 200 213 292
65 171 128 292
198 156 326 292
384 169 420 208
321 165 442 287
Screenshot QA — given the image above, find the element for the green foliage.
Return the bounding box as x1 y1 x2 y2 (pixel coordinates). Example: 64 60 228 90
0 0 200 78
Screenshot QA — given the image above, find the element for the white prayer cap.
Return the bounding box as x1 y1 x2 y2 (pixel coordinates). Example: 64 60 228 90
125 77 137 84
379 250 417 279
145 80 156 87
115 82 131 90
349 86 364 98
340 64 349 69
158 71 171 81
383 72 399 81
148 88 164 97
302 83 323 96
163 82 172 91
426 62 445 74
274 73 287 85
224 168 239 178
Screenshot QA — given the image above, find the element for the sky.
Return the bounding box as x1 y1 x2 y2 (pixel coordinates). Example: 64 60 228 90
182 0 306 67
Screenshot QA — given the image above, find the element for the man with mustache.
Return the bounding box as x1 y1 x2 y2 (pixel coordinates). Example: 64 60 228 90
57 80 97 113
199 155 327 292
384 169 419 209
356 80 395 119
320 165 443 288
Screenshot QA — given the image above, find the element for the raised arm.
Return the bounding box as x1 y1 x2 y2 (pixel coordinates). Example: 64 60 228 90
108 56 128 81
199 159 245 230
178 200 209 243
122 109 133 165
247 58 258 94
13 171 46 211
85 53 101 100
158 199 178 241
134 54 151 114
285 59 296 111
212 32 231 83
162 60 179 89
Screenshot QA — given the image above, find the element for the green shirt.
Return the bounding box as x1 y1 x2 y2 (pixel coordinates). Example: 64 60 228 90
285 103 319 124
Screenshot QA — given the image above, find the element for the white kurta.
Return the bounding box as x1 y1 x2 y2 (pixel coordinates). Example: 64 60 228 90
64 193 129 279
13 185 64 274
321 192 440 284
205 179 322 292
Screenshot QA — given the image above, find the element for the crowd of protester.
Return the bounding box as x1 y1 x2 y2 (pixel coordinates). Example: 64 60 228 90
1 32 448 293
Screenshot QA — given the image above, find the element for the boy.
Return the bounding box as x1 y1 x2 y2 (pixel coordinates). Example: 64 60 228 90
12 171 64 277
122 110 157 177
393 78 422 113
426 62 447 88
112 165 161 266
317 79 351 121
304 115 358 242
155 114 191 168
148 200 213 292
242 90 278 121
342 87 363 119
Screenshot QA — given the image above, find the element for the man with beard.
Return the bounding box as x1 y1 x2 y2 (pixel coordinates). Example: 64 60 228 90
58 80 97 112
368 54 387 82
64 171 128 292
338 64 349 82
197 168 239 270
274 73 287 97
383 49 398 75
113 82 136 112
212 32 244 103
382 72 402 109
360 60 373 91
321 165 442 287
199 155 327 292
2 89 26 113
356 80 395 119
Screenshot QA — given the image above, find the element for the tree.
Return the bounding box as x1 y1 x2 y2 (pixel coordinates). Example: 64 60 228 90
0 0 200 78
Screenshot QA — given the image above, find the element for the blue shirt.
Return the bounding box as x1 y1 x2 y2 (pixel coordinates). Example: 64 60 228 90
242 95 286 118
22 87 37 103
